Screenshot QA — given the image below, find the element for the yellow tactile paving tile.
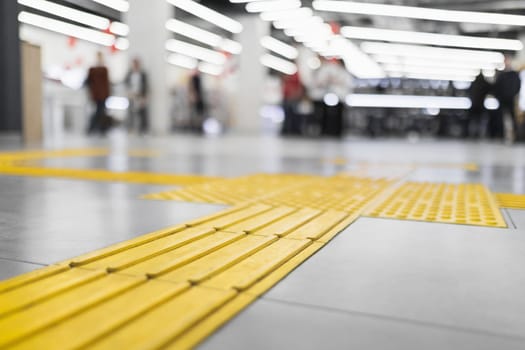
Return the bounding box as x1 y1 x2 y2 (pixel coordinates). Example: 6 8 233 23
496 193 525 210
0 274 143 348
2 172 518 349
10 280 190 350
0 268 105 317
82 227 216 272
121 232 246 278
158 235 278 284
366 182 507 228
88 287 238 350
203 238 312 291
285 210 349 240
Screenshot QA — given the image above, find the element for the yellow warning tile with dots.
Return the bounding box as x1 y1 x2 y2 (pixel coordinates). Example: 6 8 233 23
366 182 506 228
0 200 364 350
495 193 525 210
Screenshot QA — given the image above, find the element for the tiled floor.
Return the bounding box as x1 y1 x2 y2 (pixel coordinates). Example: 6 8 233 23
1 130 525 349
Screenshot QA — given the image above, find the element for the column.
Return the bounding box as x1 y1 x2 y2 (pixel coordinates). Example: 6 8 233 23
233 15 270 132
0 1 22 132
125 0 171 135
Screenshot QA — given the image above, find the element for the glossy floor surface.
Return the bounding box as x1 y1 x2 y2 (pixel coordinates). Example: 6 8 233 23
1 130 525 349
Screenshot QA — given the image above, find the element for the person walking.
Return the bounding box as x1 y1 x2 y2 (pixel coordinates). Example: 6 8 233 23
125 58 149 135
86 51 110 135
467 73 491 138
493 55 521 143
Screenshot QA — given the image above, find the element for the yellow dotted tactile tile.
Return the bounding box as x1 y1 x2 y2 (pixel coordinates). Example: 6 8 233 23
0 201 362 349
366 182 507 228
496 193 525 210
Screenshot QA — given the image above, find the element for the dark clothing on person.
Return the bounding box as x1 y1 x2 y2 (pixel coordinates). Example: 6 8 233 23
86 66 110 134
467 74 491 138
87 66 110 102
493 70 521 139
125 71 148 97
189 73 206 132
281 73 304 135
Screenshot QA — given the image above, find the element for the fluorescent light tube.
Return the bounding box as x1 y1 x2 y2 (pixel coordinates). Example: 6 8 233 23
92 0 129 12
260 36 298 59
341 26 523 51
345 94 472 109
18 11 115 46
313 0 525 26
246 0 301 13
260 54 297 75
165 39 227 65
167 0 243 33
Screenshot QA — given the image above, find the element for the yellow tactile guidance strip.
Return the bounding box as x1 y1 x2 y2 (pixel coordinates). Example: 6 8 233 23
0 196 368 350
366 182 507 228
0 148 218 186
142 173 394 211
496 193 525 210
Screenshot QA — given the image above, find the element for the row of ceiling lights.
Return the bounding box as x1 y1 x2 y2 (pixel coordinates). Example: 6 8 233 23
232 0 524 82
164 0 243 76
18 0 129 50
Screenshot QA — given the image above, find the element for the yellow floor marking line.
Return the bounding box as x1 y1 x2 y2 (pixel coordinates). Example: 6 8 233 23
366 182 507 228
496 193 525 210
0 148 219 186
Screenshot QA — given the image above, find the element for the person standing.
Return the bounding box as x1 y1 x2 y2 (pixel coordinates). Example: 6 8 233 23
493 55 521 143
188 69 206 133
467 73 491 138
125 58 149 135
281 70 304 135
86 51 110 135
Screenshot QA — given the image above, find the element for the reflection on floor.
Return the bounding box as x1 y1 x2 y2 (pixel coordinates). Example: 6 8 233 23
0 132 525 349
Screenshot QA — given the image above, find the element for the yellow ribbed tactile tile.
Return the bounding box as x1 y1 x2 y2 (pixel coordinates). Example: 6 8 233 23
496 193 525 210
366 182 506 228
0 199 370 350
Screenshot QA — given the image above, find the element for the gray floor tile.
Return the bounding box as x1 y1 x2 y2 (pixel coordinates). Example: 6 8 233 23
264 217 525 338
200 298 525 350
0 258 44 280
507 209 525 230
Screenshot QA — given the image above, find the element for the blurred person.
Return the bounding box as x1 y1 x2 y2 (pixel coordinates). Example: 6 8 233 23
281 70 304 135
86 51 110 135
188 69 206 133
493 55 521 143
125 58 149 135
311 58 352 137
467 73 491 138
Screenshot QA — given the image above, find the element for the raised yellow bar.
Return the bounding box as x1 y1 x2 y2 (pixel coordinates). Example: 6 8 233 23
82 227 215 272
10 280 190 350
0 274 142 347
203 238 311 291
285 210 348 240
256 208 321 237
159 234 278 284
0 268 105 317
88 287 237 350
122 232 245 278
68 224 186 267
194 204 273 230
224 206 297 233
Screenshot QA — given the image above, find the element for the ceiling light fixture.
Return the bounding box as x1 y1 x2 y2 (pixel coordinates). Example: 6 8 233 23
341 26 523 51
313 0 525 26
167 0 243 33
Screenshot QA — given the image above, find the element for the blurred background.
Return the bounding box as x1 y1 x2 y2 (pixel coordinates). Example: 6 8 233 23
1 0 524 144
